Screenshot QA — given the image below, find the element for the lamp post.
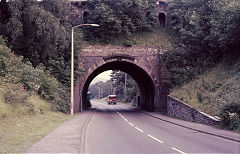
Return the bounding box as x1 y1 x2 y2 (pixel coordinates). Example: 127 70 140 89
71 24 99 115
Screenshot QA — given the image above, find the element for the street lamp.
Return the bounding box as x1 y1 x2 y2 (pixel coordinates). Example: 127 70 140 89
71 24 99 115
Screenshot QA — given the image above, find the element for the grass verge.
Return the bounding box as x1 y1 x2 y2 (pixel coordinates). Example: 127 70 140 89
0 111 73 153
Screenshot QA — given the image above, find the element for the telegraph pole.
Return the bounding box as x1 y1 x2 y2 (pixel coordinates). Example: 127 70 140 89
124 73 127 100
110 80 112 95
98 84 101 99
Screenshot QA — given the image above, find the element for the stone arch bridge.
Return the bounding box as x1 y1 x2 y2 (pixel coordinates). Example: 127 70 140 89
73 45 169 113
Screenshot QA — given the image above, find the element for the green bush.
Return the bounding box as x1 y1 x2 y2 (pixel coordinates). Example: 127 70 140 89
38 73 58 101
219 102 240 130
54 87 70 113
20 62 44 91
1 36 70 113
3 84 30 104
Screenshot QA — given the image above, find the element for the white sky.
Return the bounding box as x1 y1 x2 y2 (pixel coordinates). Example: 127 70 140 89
90 70 112 85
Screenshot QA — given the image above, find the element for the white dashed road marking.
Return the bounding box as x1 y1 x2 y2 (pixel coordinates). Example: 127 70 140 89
116 111 186 154
172 147 186 154
147 134 164 143
128 122 134 126
135 127 144 133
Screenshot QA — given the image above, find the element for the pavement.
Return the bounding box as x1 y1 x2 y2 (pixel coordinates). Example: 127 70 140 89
26 111 94 153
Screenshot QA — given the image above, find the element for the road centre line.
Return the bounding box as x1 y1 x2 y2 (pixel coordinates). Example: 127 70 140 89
147 134 164 143
116 112 185 153
135 127 144 133
128 122 134 126
172 147 186 154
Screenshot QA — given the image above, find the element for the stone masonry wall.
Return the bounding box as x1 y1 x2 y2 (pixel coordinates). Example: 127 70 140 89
74 45 168 112
167 95 220 125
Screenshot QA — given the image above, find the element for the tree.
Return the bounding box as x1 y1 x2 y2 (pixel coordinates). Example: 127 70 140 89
169 0 240 58
0 0 77 87
162 0 240 88
4 0 69 65
88 80 111 99
83 0 156 42
110 70 139 102
0 0 11 37
210 0 240 57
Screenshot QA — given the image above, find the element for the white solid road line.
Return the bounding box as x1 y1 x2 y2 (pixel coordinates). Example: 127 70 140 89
172 147 186 154
124 118 128 122
128 122 134 126
135 127 144 133
147 134 164 143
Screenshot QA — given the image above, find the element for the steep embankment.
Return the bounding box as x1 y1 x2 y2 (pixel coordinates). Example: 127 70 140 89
170 60 240 117
80 28 175 47
0 38 73 153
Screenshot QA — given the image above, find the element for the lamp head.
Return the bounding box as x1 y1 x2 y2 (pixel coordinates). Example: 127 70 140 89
90 24 100 27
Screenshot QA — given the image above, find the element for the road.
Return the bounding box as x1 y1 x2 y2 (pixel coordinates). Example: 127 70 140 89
85 100 240 153
27 99 240 153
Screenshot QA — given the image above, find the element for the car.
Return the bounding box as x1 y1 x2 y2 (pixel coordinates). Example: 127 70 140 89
107 95 118 105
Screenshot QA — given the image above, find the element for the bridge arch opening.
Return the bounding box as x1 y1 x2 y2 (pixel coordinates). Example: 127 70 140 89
89 70 140 103
81 61 155 111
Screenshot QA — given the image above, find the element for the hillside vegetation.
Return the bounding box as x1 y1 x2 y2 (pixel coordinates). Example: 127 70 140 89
0 37 73 153
170 60 240 117
80 29 175 47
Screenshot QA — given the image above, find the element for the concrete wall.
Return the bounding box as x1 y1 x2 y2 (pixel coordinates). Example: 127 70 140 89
167 95 220 125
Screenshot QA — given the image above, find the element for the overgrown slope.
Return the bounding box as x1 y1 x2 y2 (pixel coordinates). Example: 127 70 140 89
0 37 73 153
79 28 175 47
170 60 240 117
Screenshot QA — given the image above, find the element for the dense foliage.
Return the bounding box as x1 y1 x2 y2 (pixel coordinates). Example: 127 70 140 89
219 102 240 130
169 0 240 57
167 0 240 129
82 0 157 42
0 0 80 88
0 36 70 113
162 0 240 87
0 0 77 113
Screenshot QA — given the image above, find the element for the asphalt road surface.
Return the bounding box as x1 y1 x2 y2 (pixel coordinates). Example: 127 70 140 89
27 99 240 153
85 100 240 153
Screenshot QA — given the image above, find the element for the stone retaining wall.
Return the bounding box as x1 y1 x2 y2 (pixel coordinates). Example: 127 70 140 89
167 95 220 125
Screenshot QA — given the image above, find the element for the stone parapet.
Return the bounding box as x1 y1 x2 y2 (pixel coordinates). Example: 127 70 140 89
167 95 220 125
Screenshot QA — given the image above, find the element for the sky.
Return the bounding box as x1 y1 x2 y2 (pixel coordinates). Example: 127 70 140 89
90 70 112 85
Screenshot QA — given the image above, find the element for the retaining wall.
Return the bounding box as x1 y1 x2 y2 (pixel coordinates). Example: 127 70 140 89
167 95 220 125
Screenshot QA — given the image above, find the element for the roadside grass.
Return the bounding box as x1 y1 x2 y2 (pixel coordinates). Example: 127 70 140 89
0 111 73 153
170 61 240 117
0 84 73 153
